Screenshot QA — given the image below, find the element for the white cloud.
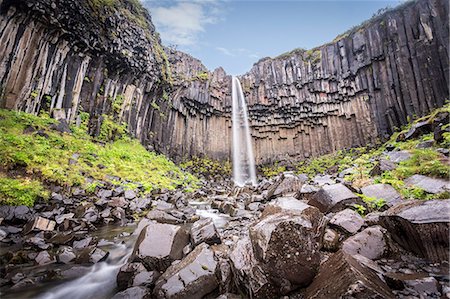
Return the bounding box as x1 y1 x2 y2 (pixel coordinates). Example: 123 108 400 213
215 47 260 59
148 1 223 46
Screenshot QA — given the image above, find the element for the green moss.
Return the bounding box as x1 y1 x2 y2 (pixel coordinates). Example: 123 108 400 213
196 71 209 81
0 109 198 203
0 177 49 206
181 156 231 178
394 149 449 179
112 94 125 114
357 194 386 211
261 162 286 178
98 114 128 142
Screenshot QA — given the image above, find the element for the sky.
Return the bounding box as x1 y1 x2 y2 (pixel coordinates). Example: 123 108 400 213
143 0 404 75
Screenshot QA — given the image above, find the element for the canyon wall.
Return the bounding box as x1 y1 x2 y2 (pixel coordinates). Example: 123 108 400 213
0 0 448 164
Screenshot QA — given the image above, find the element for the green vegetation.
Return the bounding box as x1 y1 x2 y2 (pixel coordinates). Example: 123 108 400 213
196 71 209 81
274 48 306 60
0 177 49 206
304 49 321 64
0 109 198 206
87 0 149 29
181 156 231 179
261 162 286 178
112 94 125 114
357 194 386 211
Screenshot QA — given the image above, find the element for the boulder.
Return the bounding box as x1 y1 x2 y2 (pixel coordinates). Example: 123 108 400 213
295 184 319 201
58 246 76 264
305 251 394 298
369 159 397 176
190 218 221 246
329 209 364 234
308 183 362 213
132 270 159 288
117 262 147 291
380 199 450 262
266 172 304 199
312 174 335 186
261 196 311 217
35 251 55 265
108 197 129 208
404 174 450 194
385 150 411 163
342 225 388 260
23 217 56 234
249 206 325 293
146 210 184 225
361 184 402 208
153 243 219 299
124 190 137 200
112 286 150 299
229 237 277 298
398 120 432 141
130 222 189 272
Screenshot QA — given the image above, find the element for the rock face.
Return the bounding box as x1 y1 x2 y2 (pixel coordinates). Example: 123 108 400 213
305 251 394 298
380 200 450 262
130 222 190 272
0 0 448 163
153 243 219 299
248 205 325 294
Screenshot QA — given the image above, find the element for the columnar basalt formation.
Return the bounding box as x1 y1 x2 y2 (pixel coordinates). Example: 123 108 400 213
0 0 448 163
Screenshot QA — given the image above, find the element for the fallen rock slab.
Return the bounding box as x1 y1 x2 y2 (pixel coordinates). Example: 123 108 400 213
249 206 325 293
130 222 189 272
305 251 394 298
380 199 450 262
330 209 364 234
308 183 362 213
153 243 218 299
229 237 277 298
112 286 150 299
404 174 450 194
190 218 221 246
342 225 388 260
23 217 56 234
266 172 304 199
361 184 402 208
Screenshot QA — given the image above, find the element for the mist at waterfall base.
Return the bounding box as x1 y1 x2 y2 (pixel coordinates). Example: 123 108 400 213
232 77 257 187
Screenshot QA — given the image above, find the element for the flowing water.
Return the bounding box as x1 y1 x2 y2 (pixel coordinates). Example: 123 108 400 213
231 76 257 187
3 205 229 299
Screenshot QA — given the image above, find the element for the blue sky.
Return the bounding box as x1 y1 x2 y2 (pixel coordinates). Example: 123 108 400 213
144 0 404 75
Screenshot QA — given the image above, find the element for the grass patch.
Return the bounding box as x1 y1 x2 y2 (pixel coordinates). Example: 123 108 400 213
260 162 286 178
0 109 198 205
0 177 49 206
181 156 231 179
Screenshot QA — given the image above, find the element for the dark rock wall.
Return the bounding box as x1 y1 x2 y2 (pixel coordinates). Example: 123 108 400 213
0 0 448 163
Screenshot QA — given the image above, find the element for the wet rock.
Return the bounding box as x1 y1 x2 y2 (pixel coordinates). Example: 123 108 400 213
0 206 33 223
295 184 319 201
23 217 56 234
385 150 412 163
73 237 93 249
262 196 311 217
97 189 113 199
108 197 129 208
342 225 387 260
305 251 394 298
229 237 277 298
130 222 189 272
152 201 175 211
49 232 74 245
266 172 304 199
330 209 364 234
249 206 325 293
405 276 440 296
369 158 397 176
146 210 184 225
35 250 55 265
90 248 109 263
55 213 75 224
322 228 340 251
129 197 152 211
112 207 126 222
112 286 150 299
133 271 159 288
27 236 50 249
404 174 450 194
380 199 450 262
191 218 221 246
361 184 402 208
308 183 361 213
312 174 335 186
76 204 99 223
153 243 219 299
117 262 147 291
124 190 137 200
58 246 77 264
60 266 91 279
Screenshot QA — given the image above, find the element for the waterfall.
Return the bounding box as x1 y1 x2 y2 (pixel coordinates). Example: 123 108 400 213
231 76 257 186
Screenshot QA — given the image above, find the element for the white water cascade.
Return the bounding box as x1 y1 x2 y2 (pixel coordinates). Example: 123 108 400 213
231 76 257 186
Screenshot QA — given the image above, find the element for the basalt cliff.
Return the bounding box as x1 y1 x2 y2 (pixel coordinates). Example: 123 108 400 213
0 0 448 163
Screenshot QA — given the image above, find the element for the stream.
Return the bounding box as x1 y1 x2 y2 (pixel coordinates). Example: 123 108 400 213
2 202 228 299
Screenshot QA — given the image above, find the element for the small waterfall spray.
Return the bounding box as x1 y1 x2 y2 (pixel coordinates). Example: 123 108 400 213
232 76 257 186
